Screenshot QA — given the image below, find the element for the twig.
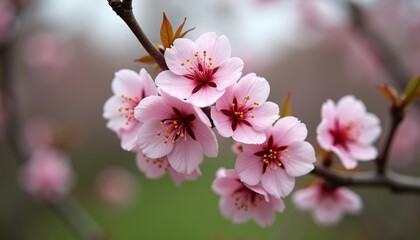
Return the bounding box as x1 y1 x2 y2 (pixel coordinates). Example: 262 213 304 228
107 0 168 70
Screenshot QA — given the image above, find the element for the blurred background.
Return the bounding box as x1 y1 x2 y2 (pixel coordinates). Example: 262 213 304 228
1 0 420 239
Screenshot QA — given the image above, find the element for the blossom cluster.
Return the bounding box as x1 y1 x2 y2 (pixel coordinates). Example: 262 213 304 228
104 32 382 227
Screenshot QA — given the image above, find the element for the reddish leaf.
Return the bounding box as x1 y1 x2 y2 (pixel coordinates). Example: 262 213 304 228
180 27 196 38
376 85 400 106
134 55 156 64
174 17 187 39
160 12 174 49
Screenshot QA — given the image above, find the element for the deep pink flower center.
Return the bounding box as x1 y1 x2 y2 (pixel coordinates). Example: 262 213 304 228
329 120 358 150
220 96 259 131
232 183 264 211
254 136 288 173
157 107 196 144
118 90 145 126
180 50 220 94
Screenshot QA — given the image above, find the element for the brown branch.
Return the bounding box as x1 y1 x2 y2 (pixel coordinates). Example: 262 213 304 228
107 0 168 70
311 166 420 194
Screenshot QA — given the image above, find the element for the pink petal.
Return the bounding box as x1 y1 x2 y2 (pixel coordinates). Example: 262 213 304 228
232 124 266 144
195 32 231 67
214 85 235 110
119 123 140 151
332 146 358 169
260 169 295 198
112 69 143 97
211 106 234 138
250 101 279 131
235 73 270 104
212 175 243 195
292 186 320 210
138 68 158 96
358 113 381 144
135 153 167 179
321 99 336 120
155 71 195 101
137 120 174 158
316 120 334 150
187 85 225 107
348 143 378 161
219 196 252 223
165 38 196 75
253 199 276 227
212 57 244 90
272 116 308 145
167 139 203 174
169 167 201 186
282 141 315 177
313 199 344 225
134 95 173 122
336 188 362 213
103 96 128 131
192 119 219 157
235 154 263 186
337 95 366 122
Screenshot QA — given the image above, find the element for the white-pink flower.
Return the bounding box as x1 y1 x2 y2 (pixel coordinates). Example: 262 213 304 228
103 68 158 151
212 168 285 227
316 95 381 169
21 148 74 201
292 181 362 226
136 153 201 186
235 116 315 199
134 91 218 174
211 73 279 144
156 32 244 107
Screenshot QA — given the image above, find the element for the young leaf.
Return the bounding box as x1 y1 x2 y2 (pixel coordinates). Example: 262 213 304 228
280 92 292 117
174 17 196 39
160 12 174 49
401 76 420 107
180 27 196 38
134 55 156 64
376 85 400 106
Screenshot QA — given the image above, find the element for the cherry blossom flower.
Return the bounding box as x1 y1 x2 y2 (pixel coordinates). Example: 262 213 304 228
95 166 138 207
21 148 74 201
211 73 279 144
316 95 381 169
292 181 362 226
156 32 244 107
212 168 285 227
134 91 218 174
136 153 201 186
103 68 158 151
235 116 315 199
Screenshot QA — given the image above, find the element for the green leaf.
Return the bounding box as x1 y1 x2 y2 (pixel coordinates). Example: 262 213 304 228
401 76 420 106
280 92 292 117
376 85 400 106
134 55 156 64
160 12 174 49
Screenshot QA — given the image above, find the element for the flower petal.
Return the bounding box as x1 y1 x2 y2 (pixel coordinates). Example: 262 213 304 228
282 141 315 177
187 85 225 107
195 32 231 67
165 38 196 75
155 71 195 101
167 139 203 174
272 116 308 145
260 169 295 198
235 73 270 104
250 101 279 131
235 154 263 186
211 106 234 138
137 120 174 158
135 153 167 179
232 124 266 144
212 57 244 90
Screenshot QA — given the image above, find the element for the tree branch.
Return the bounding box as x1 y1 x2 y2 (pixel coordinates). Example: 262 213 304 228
107 0 168 70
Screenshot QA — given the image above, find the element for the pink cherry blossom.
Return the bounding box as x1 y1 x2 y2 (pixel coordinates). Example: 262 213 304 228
21 148 74 201
212 168 285 227
211 73 279 144
292 181 362 226
156 32 244 107
235 116 316 199
103 68 158 151
136 153 201 186
134 91 218 174
316 95 381 169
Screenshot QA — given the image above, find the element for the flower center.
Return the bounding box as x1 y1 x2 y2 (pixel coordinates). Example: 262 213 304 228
254 136 288 173
180 50 220 94
156 107 196 144
220 96 260 131
232 184 264 211
118 90 145 126
329 120 359 150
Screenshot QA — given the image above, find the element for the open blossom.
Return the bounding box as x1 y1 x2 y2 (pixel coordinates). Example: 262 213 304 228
134 91 218 174
156 32 244 107
103 68 157 151
292 181 362 226
21 148 74 201
235 116 315 199
212 168 285 227
136 153 201 185
316 95 381 169
211 73 279 144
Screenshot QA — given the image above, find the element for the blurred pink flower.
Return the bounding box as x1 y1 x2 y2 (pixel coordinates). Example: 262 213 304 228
211 73 279 144
103 68 158 151
95 166 138 207
24 32 75 74
235 116 315 198
156 32 244 107
21 148 74 201
317 95 381 169
212 168 285 227
136 153 201 186
0 1 14 44
134 91 218 174
231 142 243 155
292 181 362 226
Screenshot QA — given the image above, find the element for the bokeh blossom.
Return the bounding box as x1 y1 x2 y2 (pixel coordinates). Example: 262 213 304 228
212 168 285 227
134 91 218 174
235 116 315 198
292 181 362 226
0 1 14 44
316 95 381 169
136 153 200 186
103 68 158 151
211 73 279 144
156 32 244 107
